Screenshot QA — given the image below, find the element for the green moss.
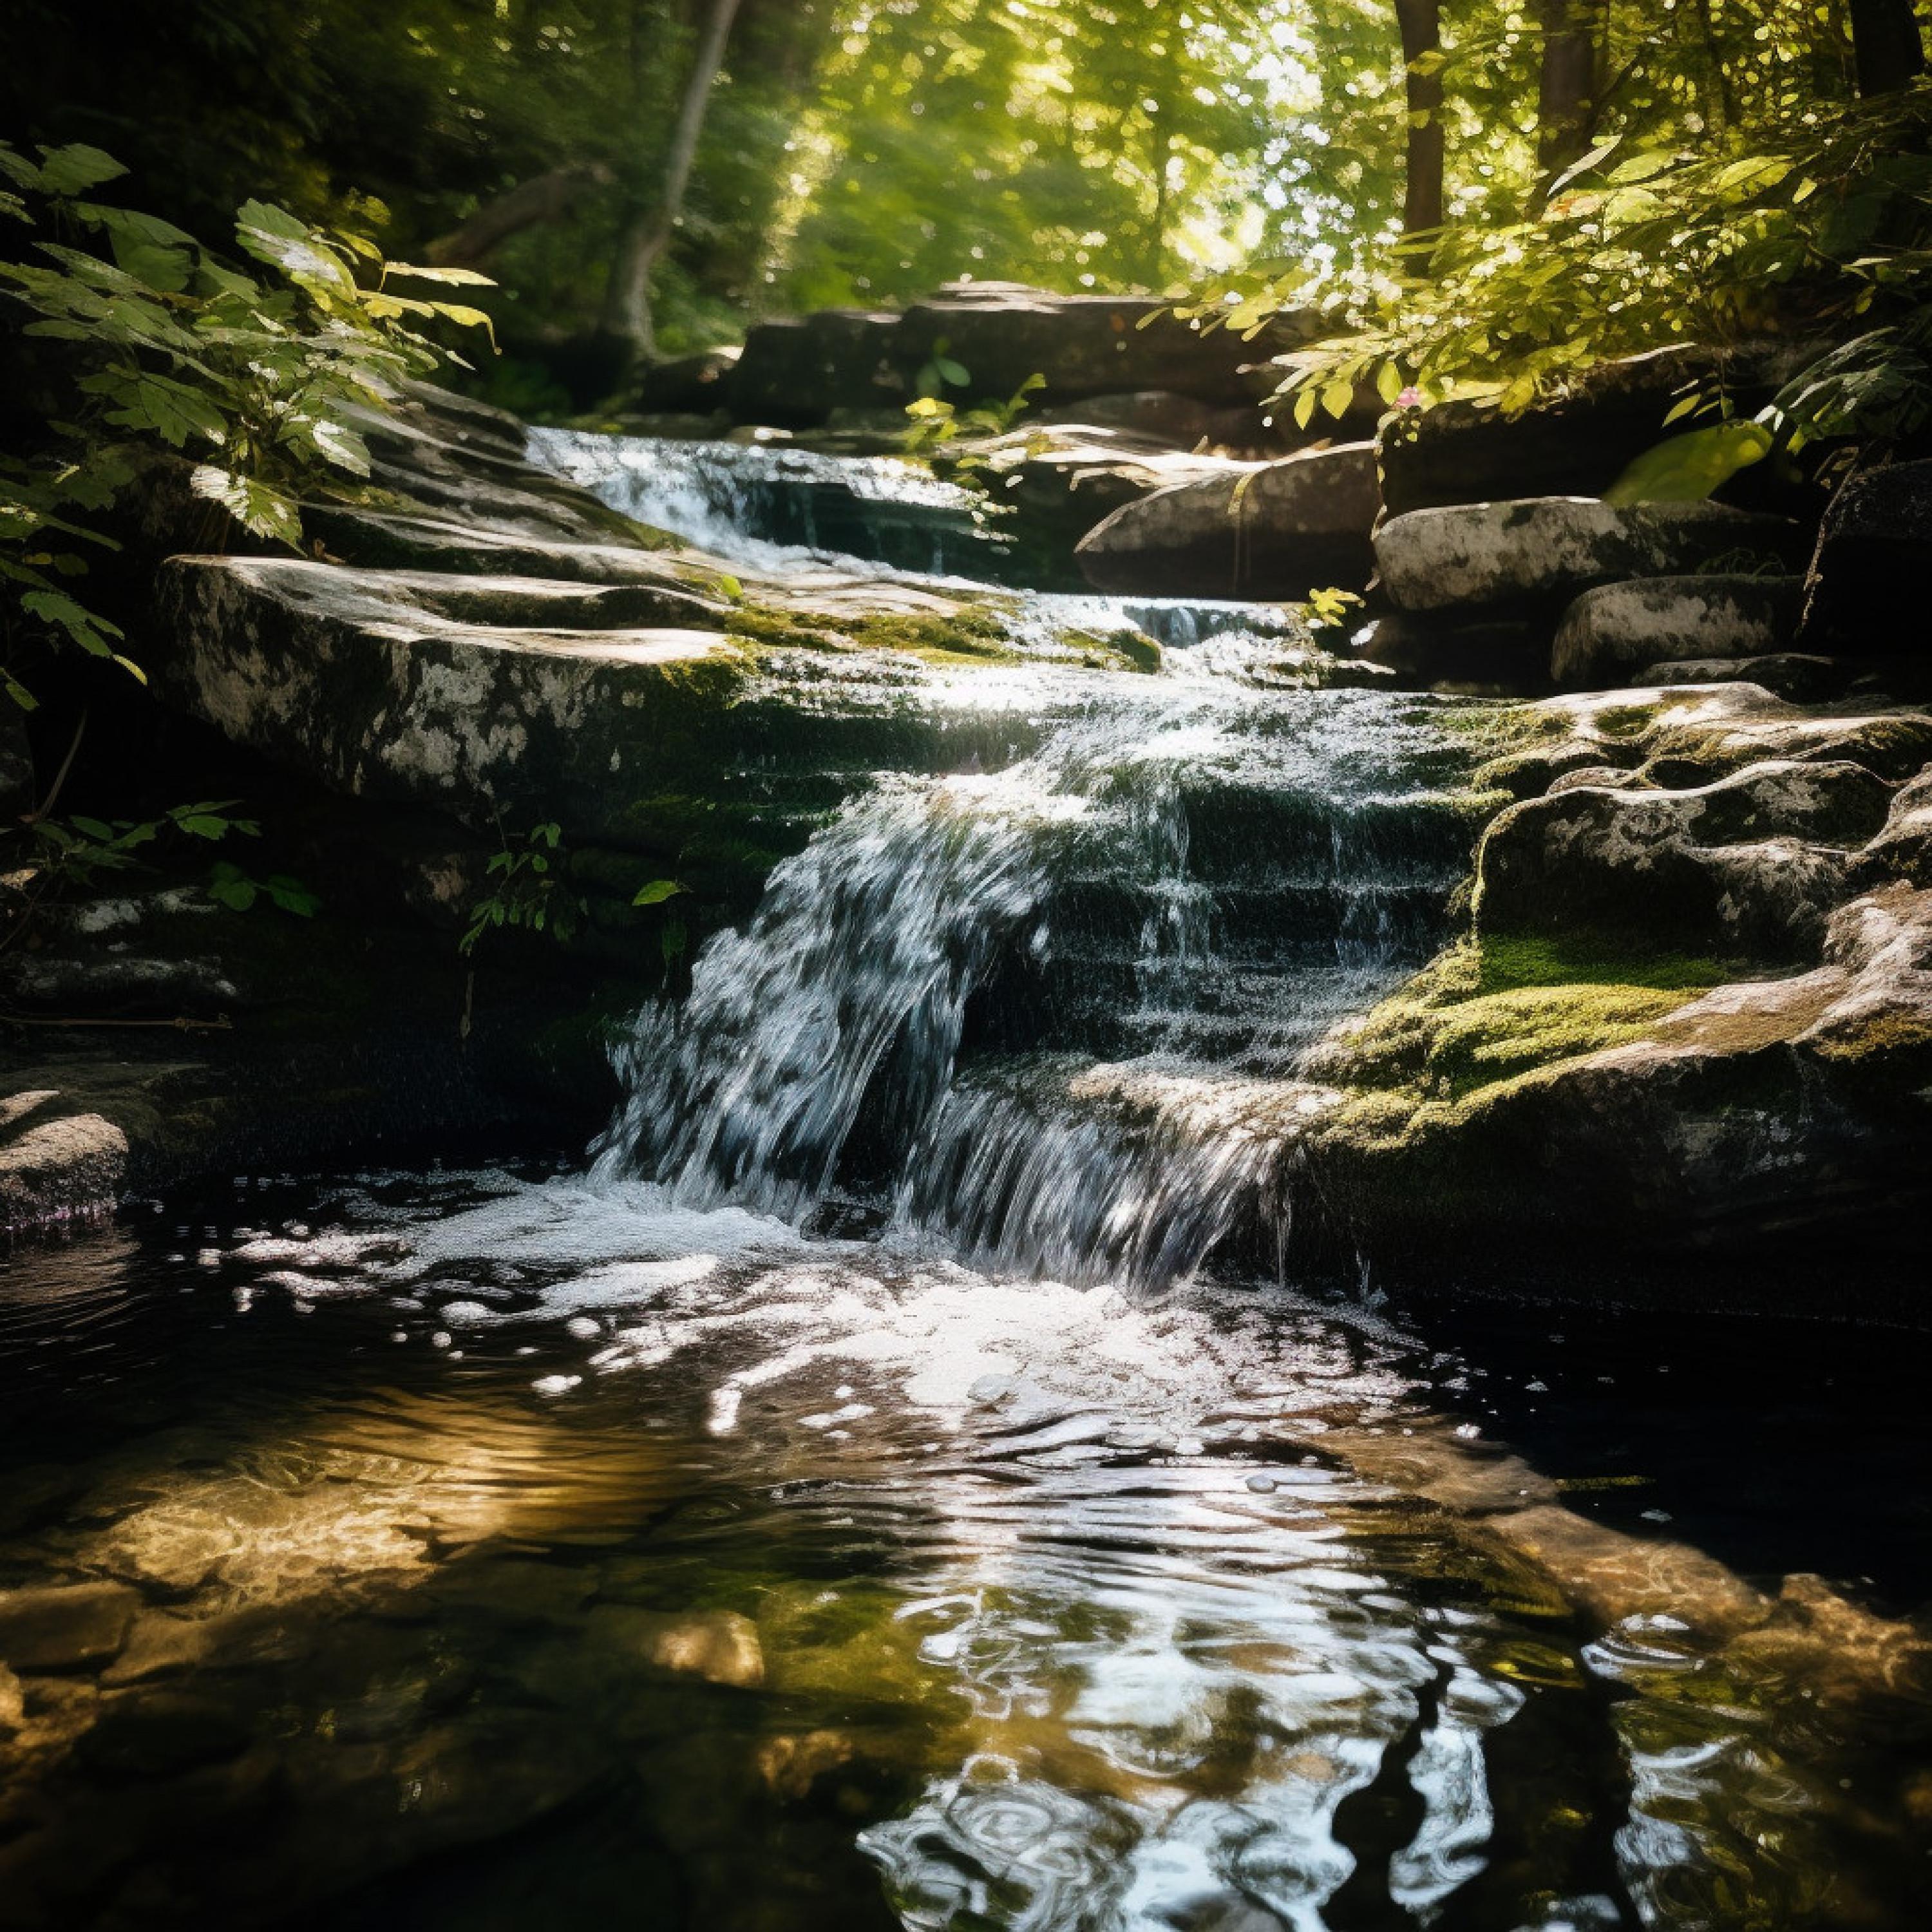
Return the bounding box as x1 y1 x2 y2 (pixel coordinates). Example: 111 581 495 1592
720 600 1030 669
1316 931 1736 1108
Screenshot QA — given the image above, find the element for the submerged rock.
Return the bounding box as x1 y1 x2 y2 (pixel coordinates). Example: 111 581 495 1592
1550 574 1804 688
1376 498 1806 617
585 1605 765 1688
0 1582 140 1672
1074 442 1380 599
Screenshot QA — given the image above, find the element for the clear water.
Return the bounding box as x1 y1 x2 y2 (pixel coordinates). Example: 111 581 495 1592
5 1178 1931 1931
3 433 1929 1929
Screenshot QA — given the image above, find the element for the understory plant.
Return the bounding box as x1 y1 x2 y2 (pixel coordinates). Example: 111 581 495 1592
0 798 316 963
0 139 497 715
459 819 685 961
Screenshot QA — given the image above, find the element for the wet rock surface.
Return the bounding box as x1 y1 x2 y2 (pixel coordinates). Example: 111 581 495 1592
1375 498 1806 617
1074 441 1380 598
1299 684 1932 1257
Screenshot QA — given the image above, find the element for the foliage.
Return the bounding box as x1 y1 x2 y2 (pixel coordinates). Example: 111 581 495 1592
0 140 495 709
1202 76 1932 449
462 821 582 956
1298 586 1366 634
902 371 1046 481
2 799 314 958
1 0 1906 393
205 860 321 916
30 799 260 893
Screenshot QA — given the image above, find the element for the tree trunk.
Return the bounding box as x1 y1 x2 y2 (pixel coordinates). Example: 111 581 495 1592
426 164 614 268
600 0 746 363
1394 0 1445 256
1849 0 1927 94
1535 0 1609 179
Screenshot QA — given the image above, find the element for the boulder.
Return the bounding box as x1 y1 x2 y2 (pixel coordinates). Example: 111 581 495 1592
1036 390 1283 453
1376 498 1807 617
1551 575 1804 688
1074 442 1381 599
636 346 741 415
1353 611 1549 694
729 310 907 426
1800 457 1932 652
1473 759 1895 956
153 556 746 835
0 1097 131 1227
1378 344 1804 518
944 426 1248 590
1300 882 1932 1258
728 286 1321 428
896 282 1314 410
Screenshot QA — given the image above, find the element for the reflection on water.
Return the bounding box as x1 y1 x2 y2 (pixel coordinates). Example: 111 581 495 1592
3 1171 1930 1930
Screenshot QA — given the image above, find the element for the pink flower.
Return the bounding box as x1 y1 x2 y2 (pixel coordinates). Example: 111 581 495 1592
1396 386 1423 410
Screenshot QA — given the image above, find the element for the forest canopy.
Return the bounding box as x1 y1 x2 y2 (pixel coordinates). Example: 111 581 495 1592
3 1 1927 398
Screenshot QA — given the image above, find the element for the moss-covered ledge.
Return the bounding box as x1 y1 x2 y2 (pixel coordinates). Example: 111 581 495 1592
1285 683 1932 1267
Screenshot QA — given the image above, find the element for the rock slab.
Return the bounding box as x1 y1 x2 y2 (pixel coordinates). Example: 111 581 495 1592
1376 498 1806 616
1075 442 1380 599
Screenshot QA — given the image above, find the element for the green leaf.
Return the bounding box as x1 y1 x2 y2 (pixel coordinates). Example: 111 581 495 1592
387 261 495 286
19 589 124 656
632 879 688 908
1603 422 1776 506
934 356 971 387
190 466 304 549
36 144 128 196
309 417 372 477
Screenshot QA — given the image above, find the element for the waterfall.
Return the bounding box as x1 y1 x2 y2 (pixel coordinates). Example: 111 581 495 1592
544 428 1478 1290
590 681 1473 1290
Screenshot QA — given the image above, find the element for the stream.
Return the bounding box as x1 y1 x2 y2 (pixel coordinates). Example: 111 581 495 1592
1 431 1929 1931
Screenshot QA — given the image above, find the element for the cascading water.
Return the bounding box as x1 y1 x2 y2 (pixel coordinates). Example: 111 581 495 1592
533 425 1018 579
566 431 1478 1289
